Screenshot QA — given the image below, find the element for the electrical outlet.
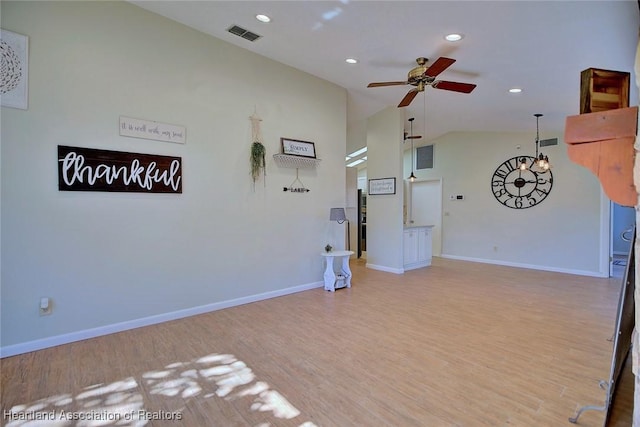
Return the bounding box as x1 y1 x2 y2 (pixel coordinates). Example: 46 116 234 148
39 297 52 316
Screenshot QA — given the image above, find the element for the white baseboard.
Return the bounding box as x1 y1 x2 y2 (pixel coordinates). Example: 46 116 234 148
440 254 607 278
1 281 324 358
365 263 404 274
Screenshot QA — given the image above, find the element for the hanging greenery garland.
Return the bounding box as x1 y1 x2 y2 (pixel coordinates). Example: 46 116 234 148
250 140 266 183
249 112 266 188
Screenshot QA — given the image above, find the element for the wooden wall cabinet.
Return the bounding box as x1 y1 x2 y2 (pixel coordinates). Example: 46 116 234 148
580 68 630 114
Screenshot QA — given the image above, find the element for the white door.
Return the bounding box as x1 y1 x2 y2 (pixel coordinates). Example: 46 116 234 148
410 179 442 256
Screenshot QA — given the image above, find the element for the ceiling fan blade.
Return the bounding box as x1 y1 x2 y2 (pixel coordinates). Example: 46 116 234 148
424 57 456 78
433 80 477 93
367 81 408 88
398 89 419 107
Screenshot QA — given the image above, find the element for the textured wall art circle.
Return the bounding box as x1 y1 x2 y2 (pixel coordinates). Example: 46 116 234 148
1 39 23 94
0 29 28 109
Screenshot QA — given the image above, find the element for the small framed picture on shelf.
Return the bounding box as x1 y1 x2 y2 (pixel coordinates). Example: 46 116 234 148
369 177 396 195
281 138 316 158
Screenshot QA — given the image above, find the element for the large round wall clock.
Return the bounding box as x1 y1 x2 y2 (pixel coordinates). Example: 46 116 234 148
491 156 553 209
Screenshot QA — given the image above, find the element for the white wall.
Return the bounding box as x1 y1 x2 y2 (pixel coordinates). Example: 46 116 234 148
405 131 604 275
346 118 367 158
1 1 347 353
365 107 404 273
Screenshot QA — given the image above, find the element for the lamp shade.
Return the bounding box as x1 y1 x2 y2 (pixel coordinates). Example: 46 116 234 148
329 208 347 223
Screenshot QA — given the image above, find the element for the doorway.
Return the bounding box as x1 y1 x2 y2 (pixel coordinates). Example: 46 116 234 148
611 202 634 278
357 189 366 259
409 179 443 256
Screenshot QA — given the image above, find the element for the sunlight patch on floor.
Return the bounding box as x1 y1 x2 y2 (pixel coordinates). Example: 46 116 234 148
5 353 316 427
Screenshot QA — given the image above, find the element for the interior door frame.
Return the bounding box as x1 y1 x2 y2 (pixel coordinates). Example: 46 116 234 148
609 199 635 276
591 185 638 279
408 177 443 257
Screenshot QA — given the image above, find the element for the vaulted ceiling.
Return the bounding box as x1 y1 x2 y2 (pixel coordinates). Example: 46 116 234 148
132 1 639 150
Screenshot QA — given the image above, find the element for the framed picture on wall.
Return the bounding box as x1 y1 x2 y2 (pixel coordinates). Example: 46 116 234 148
1 29 29 110
281 138 316 158
369 177 396 195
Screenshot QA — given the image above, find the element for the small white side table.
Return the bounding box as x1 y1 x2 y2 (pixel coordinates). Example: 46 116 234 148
321 250 354 292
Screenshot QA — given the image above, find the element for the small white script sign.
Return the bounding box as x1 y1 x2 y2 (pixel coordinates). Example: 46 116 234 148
120 116 186 144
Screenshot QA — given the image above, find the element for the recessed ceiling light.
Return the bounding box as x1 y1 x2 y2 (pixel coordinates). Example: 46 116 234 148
509 88 523 93
256 14 271 23
345 58 358 64
444 33 464 42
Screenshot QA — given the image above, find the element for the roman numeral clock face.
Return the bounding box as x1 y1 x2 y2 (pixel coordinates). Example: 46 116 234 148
491 156 553 209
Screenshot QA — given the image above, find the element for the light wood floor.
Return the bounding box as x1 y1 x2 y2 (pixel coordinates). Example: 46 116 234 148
1 257 631 426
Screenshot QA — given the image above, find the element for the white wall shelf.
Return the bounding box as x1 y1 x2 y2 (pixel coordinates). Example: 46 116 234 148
273 154 321 170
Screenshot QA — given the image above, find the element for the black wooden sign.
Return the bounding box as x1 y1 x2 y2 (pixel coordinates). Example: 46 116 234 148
58 145 182 193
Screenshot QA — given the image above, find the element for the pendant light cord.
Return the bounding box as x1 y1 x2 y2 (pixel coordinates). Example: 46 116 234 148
535 115 540 158
423 91 426 140
410 119 414 172
534 113 542 159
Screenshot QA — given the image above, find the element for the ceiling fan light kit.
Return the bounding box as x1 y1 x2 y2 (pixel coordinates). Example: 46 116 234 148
367 56 477 107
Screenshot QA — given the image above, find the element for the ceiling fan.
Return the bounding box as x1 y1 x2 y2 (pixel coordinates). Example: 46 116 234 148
368 57 477 107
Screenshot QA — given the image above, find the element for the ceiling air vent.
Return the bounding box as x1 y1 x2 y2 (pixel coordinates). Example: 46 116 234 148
227 25 262 42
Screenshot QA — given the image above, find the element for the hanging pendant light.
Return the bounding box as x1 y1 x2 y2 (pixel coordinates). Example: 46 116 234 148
519 158 528 170
407 117 417 182
519 114 552 172
532 113 551 172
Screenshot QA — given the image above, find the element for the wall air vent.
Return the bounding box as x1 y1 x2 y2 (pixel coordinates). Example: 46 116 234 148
416 145 434 170
539 138 558 147
227 25 262 42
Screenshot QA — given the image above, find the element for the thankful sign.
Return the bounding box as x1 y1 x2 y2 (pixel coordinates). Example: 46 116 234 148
58 145 182 193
